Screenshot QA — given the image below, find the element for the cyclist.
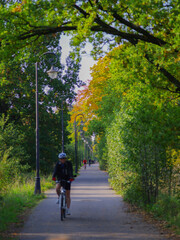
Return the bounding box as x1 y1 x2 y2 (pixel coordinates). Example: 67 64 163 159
83 159 87 169
52 153 74 215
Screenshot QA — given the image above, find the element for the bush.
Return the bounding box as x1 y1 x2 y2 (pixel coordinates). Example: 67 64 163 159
123 181 145 207
97 136 108 171
0 115 29 194
151 194 180 224
149 194 180 234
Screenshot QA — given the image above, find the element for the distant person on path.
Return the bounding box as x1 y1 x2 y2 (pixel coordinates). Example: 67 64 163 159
52 153 74 215
88 159 91 166
83 159 87 169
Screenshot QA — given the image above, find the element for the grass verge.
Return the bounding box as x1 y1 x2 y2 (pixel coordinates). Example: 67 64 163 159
150 194 180 235
109 179 180 238
124 193 180 238
0 175 54 240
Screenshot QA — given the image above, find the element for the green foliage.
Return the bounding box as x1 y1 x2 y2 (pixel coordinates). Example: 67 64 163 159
78 41 180 231
0 1 179 234
151 194 180 231
0 115 29 194
0 0 179 90
74 43 179 208
106 82 180 204
65 143 75 167
122 180 145 207
65 141 83 172
0 174 54 233
97 135 108 171
0 37 81 173
0 183 43 232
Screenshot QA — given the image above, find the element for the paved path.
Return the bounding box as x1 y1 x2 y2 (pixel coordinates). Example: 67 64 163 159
20 164 168 240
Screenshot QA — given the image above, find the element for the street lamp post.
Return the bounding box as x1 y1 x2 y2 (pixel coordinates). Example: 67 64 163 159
74 113 84 173
60 93 70 153
84 140 86 160
35 52 58 194
79 129 84 165
61 100 64 153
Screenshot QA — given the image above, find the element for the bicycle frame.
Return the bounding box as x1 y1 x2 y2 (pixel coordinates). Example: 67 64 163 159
56 180 68 221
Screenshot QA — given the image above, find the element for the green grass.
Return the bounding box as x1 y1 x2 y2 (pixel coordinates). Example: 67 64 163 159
0 175 54 235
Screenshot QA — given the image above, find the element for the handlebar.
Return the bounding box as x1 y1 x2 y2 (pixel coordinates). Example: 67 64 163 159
53 176 76 182
56 179 70 184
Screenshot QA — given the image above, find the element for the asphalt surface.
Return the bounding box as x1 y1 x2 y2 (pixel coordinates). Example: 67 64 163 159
19 164 168 240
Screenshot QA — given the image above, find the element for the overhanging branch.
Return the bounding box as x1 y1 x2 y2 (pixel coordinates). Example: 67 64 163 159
145 54 180 90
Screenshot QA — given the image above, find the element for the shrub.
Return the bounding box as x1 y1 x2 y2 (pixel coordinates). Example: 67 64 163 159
0 115 29 194
151 194 180 224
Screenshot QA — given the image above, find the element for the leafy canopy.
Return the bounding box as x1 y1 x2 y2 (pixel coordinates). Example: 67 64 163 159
0 0 179 90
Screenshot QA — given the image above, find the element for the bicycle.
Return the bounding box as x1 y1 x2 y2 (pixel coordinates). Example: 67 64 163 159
56 180 69 221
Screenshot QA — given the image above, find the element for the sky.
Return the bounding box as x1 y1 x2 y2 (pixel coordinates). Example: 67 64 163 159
60 35 97 89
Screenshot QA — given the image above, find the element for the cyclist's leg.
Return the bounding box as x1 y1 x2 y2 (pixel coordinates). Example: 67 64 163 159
65 181 71 209
66 190 71 208
56 183 61 197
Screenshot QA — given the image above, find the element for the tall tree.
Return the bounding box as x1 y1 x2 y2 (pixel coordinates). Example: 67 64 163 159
0 33 82 172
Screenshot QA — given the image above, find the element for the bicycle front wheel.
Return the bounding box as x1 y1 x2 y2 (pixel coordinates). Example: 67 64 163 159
63 195 67 219
60 194 64 221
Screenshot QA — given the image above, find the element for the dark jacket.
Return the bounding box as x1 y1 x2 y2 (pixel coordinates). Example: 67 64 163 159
52 160 73 180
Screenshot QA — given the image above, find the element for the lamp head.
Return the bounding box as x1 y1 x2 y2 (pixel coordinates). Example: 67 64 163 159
47 66 58 79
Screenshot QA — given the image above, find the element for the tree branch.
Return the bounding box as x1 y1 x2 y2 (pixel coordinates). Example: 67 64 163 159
73 4 136 44
73 4 169 46
145 54 180 90
111 11 167 46
97 3 167 46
